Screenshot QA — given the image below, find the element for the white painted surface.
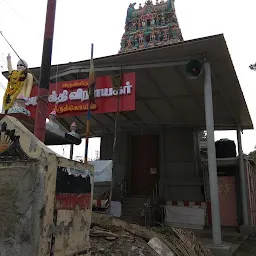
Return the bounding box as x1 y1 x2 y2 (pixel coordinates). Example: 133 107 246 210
164 205 205 229
110 201 122 217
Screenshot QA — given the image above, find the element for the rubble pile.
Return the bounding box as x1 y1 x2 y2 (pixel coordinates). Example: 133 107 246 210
90 213 214 256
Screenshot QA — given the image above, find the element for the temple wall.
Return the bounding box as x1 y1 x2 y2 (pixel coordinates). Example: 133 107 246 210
100 133 129 185
161 128 204 202
100 128 203 202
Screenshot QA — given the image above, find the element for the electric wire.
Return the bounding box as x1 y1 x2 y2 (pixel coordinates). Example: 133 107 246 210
0 31 40 84
0 0 43 38
0 81 6 90
0 54 7 67
0 0 24 21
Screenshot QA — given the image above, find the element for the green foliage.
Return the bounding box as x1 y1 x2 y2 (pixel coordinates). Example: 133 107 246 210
248 146 256 163
249 63 256 71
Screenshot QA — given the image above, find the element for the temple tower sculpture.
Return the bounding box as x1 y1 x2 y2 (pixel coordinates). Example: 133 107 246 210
119 0 183 53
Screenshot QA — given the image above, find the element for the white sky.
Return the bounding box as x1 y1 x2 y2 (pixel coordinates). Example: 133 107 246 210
0 0 256 157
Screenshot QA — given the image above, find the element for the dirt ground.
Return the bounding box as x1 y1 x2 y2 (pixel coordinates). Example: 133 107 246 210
90 213 213 256
90 226 158 256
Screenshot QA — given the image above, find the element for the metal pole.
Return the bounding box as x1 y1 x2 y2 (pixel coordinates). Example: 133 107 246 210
237 127 249 225
34 0 57 142
70 144 74 160
84 44 94 164
204 62 222 245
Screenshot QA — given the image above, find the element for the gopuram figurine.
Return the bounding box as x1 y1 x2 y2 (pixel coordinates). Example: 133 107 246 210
46 110 65 137
68 122 80 139
2 53 33 116
47 110 59 129
119 0 183 53
126 3 136 23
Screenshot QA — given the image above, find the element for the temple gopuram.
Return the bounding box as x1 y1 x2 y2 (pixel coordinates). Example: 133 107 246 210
119 0 183 53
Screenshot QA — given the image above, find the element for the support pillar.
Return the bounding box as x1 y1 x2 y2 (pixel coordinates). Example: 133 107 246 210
34 0 57 142
204 62 222 245
159 126 166 200
237 127 249 225
70 144 74 160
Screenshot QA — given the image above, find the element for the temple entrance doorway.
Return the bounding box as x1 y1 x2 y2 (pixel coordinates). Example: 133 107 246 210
131 135 159 196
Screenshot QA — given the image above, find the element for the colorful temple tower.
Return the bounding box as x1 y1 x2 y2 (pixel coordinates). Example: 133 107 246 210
119 0 183 53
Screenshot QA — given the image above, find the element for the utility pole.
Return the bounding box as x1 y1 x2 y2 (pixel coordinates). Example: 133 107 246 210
34 0 57 142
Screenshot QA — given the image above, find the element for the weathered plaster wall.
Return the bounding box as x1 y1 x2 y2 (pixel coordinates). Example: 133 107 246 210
0 161 43 256
38 156 58 256
0 158 58 256
54 209 91 256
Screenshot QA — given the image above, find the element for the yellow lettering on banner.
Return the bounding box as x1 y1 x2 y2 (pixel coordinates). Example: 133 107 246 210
55 104 97 114
62 80 88 89
90 104 97 110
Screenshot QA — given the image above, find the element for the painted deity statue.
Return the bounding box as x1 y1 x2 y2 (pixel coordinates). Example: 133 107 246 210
126 3 136 23
7 54 33 100
2 53 33 115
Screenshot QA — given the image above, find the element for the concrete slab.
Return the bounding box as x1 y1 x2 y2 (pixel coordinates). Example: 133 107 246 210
240 225 256 236
188 228 248 255
236 237 256 255
200 238 242 254
206 244 232 256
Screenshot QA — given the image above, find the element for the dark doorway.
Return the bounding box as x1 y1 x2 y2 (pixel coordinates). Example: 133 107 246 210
131 135 159 195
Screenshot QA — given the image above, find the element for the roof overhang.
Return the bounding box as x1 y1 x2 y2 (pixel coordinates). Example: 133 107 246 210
2 34 253 138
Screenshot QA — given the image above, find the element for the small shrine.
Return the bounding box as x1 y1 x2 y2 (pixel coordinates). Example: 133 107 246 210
119 0 183 53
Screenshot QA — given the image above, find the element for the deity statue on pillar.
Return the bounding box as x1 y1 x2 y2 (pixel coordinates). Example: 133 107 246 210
2 54 33 116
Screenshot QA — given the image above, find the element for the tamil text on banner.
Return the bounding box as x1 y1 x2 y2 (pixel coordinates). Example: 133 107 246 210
26 72 135 118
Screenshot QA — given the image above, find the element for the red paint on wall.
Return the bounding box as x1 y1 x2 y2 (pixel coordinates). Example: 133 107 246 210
218 176 238 226
56 193 91 210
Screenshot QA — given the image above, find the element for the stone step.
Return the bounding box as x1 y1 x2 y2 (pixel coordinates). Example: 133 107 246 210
122 204 145 210
121 196 148 226
123 201 147 206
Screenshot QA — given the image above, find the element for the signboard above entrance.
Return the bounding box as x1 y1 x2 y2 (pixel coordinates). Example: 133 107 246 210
26 72 135 118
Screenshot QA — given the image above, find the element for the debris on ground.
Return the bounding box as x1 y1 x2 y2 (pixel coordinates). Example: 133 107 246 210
90 213 214 255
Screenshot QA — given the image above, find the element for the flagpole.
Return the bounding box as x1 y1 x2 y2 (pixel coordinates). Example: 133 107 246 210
84 43 94 164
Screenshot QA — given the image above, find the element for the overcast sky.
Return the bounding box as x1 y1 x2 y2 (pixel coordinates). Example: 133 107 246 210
0 0 256 157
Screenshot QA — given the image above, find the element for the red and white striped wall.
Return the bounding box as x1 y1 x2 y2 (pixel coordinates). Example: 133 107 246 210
245 161 256 226
92 199 107 209
166 201 212 226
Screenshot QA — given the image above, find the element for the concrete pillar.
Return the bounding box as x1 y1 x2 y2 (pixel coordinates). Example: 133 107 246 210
237 127 249 225
159 127 166 200
203 62 222 245
69 144 74 160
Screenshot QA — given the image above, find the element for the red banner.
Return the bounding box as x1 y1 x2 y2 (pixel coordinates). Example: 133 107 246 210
26 72 135 118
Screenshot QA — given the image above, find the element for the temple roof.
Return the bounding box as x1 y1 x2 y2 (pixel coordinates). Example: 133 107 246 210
2 34 253 136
